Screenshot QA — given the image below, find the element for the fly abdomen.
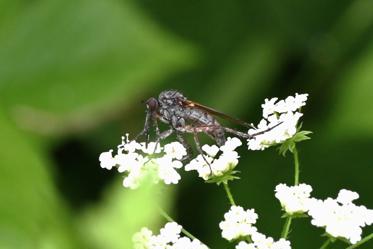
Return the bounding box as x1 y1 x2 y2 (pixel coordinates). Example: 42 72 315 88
183 108 215 125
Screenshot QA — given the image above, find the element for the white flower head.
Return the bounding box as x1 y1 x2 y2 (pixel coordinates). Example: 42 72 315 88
307 189 373 244
236 241 256 249
99 133 187 189
133 222 208 249
159 222 182 243
275 183 313 214
219 205 258 241
133 227 153 249
185 137 242 181
248 93 308 150
336 189 359 205
164 141 187 160
235 232 291 249
173 237 209 249
99 149 116 170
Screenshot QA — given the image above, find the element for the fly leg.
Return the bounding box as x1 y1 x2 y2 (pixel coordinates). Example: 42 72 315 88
223 121 283 139
152 119 165 154
192 129 213 175
151 128 174 153
223 127 250 139
135 109 153 145
175 131 193 161
246 122 283 138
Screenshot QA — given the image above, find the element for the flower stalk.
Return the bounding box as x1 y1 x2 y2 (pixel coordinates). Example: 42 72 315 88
281 217 292 239
158 207 199 241
281 145 300 239
346 233 373 249
320 237 332 249
223 182 236 206
293 147 300 185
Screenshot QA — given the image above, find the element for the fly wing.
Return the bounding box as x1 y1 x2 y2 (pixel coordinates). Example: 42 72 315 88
182 99 254 128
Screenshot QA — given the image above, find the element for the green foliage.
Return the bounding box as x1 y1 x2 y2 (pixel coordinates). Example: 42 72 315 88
1 0 373 248
78 180 173 249
328 41 373 138
206 170 241 185
278 131 312 157
0 0 195 135
0 111 81 249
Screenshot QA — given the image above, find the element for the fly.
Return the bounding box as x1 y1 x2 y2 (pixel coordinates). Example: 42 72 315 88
136 90 277 161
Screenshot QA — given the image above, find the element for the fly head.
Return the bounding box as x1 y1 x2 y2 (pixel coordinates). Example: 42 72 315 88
145 97 159 113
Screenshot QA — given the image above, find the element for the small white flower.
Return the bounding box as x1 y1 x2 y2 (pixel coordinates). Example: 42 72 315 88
133 227 153 249
275 183 313 214
140 142 162 154
336 189 359 205
156 156 183 185
98 150 116 170
262 97 278 119
236 241 256 249
234 232 291 249
173 237 209 249
307 189 373 244
219 205 258 241
99 133 187 189
133 222 208 249
159 222 182 243
185 137 242 180
122 138 142 153
247 93 308 150
201 144 220 157
164 142 187 160
220 137 242 152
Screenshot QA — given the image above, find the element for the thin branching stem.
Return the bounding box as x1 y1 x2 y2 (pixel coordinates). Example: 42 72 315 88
293 147 300 185
281 216 292 239
281 145 300 239
346 233 373 249
320 238 333 249
223 182 236 206
158 207 198 241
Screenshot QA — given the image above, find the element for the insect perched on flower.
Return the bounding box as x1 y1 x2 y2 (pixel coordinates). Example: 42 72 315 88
136 90 277 162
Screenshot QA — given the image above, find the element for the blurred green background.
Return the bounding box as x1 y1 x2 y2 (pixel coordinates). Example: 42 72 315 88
1 0 373 248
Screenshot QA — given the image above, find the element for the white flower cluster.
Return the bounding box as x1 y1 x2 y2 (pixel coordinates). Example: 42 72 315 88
275 183 313 214
133 222 208 249
235 233 291 249
307 189 373 244
185 137 242 180
219 205 258 241
220 205 291 249
99 134 187 189
274 184 373 244
247 93 308 150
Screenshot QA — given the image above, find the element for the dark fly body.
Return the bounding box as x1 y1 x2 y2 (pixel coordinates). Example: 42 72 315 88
136 90 275 161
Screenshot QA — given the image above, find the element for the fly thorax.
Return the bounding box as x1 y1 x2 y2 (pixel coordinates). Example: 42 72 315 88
158 90 186 106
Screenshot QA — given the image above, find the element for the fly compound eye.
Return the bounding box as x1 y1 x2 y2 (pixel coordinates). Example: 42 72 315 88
146 97 159 111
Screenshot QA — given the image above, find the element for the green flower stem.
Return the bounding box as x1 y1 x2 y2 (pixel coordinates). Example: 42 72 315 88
346 233 373 249
158 207 198 241
293 147 300 185
320 238 333 249
281 216 292 239
281 145 300 239
223 182 236 206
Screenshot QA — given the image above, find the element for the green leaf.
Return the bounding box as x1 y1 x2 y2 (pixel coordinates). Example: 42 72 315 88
0 111 82 248
206 170 240 185
293 130 313 143
206 39 282 115
278 130 312 156
78 180 173 249
0 0 195 135
327 40 373 138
